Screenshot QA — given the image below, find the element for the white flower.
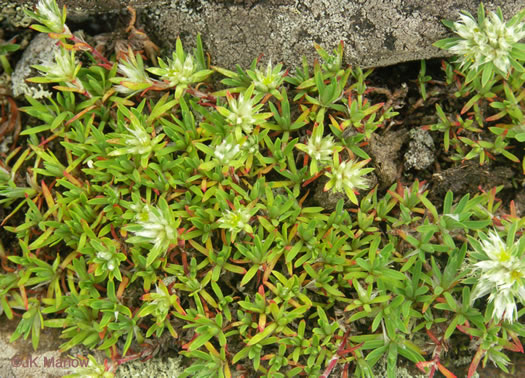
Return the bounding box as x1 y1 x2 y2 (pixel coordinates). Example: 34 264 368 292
151 54 196 87
33 0 68 34
149 284 172 320
296 123 341 175
218 208 252 230
251 60 285 93
304 133 335 163
90 238 126 280
108 111 164 162
469 231 525 323
216 84 271 141
96 251 116 271
214 139 241 165
449 8 525 75
134 205 176 247
37 0 62 27
328 160 369 193
122 123 153 155
226 92 258 133
113 49 152 94
136 206 176 244
242 135 259 154
52 49 77 78
127 198 180 266
217 206 256 242
324 155 372 204
32 48 80 85
145 37 212 96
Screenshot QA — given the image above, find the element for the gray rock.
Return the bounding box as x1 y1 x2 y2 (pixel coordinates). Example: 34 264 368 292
141 0 524 70
404 128 435 171
3 0 523 70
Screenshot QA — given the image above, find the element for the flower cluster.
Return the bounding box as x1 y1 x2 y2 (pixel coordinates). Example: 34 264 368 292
133 205 176 247
91 238 126 281
225 93 258 132
217 84 271 140
25 0 70 35
9 1 525 376
468 230 525 323
127 198 180 266
217 203 257 242
242 135 259 155
296 123 340 174
111 49 153 95
148 283 174 321
151 53 196 86
30 49 81 87
248 60 286 96
324 154 373 204
304 134 335 163
214 137 241 166
108 107 165 168
435 4 525 79
147 37 213 98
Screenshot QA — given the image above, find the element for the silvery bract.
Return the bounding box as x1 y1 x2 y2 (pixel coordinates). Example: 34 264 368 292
217 203 259 242
29 0 69 34
126 197 181 267
251 60 286 93
469 231 525 323
330 160 369 192
45 49 77 81
226 92 259 133
435 4 525 80
218 207 253 234
149 53 196 87
112 49 153 94
324 153 373 204
146 37 212 98
451 11 525 74
108 106 165 168
133 204 177 249
304 133 336 164
214 138 241 165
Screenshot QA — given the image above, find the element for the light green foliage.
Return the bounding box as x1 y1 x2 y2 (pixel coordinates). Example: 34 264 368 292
0 40 21 74
1 1 524 378
249 60 287 99
216 83 273 140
